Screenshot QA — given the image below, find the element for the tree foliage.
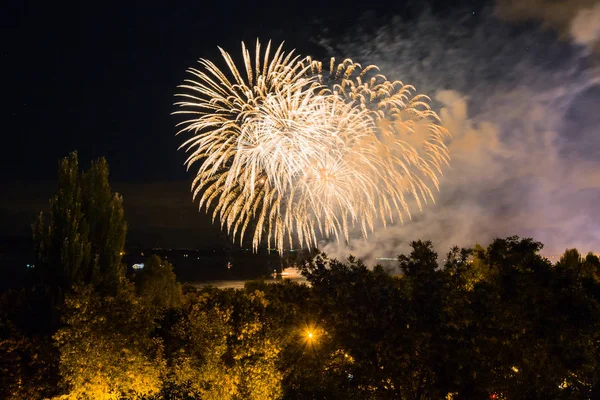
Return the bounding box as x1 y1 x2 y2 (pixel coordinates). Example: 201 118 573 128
294 237 600 399
136 255 182 315
32 152 127 296
53 283 164 399
0 316 59 399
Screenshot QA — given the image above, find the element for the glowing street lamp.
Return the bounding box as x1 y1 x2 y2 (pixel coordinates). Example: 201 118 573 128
302 323 321 348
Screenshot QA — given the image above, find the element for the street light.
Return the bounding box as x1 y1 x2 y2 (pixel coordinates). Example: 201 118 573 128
302 323 321 348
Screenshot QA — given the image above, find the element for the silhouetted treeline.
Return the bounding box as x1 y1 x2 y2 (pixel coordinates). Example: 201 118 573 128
1 236 599 399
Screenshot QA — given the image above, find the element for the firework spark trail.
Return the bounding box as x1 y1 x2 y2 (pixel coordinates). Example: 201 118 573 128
174 40 450 252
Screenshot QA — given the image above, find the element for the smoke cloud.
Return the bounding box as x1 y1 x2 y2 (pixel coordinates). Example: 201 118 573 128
496 0 600 50
319 8 600 263
571 3 600 46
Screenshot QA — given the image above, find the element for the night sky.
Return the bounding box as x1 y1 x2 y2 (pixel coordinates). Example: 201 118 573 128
4 0 472 183
3 0 599 253
1 0 478 246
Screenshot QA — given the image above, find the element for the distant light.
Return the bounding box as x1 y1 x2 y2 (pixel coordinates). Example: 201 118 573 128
132 263 145 270
559 379 568 389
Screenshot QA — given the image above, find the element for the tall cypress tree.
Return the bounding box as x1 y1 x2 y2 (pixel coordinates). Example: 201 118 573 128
81 157 127 293
33 152 127 296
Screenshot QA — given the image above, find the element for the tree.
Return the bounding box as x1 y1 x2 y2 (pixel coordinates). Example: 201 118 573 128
300 254 413 399
550 249 600 396
81 157 127 293
459 237 600 398
154 288 283 400
556 248 600 283
296 238 596 399
395 242 464 399
136 255 182 314
32 153 91 295
398 240 440 278
53 283 164 399
0 316 59 399
32 152 127 297
159 296 234 400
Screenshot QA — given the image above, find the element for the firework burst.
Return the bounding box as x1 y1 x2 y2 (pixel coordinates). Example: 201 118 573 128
174 40 450 252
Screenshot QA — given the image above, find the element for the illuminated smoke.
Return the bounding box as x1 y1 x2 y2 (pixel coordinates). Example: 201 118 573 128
318 8 600 263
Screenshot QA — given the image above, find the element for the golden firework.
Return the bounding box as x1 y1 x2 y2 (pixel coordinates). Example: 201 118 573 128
175 40 450 252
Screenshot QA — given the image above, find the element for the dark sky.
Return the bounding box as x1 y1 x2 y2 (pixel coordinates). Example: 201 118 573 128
1 0 488 248
3 0 484 182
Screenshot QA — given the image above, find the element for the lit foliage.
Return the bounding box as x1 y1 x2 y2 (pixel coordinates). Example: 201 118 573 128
53 284 164 399
175 40 450 252
136 255 182 314
229 291 282 400
162 294 236 399
157 289 282 400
